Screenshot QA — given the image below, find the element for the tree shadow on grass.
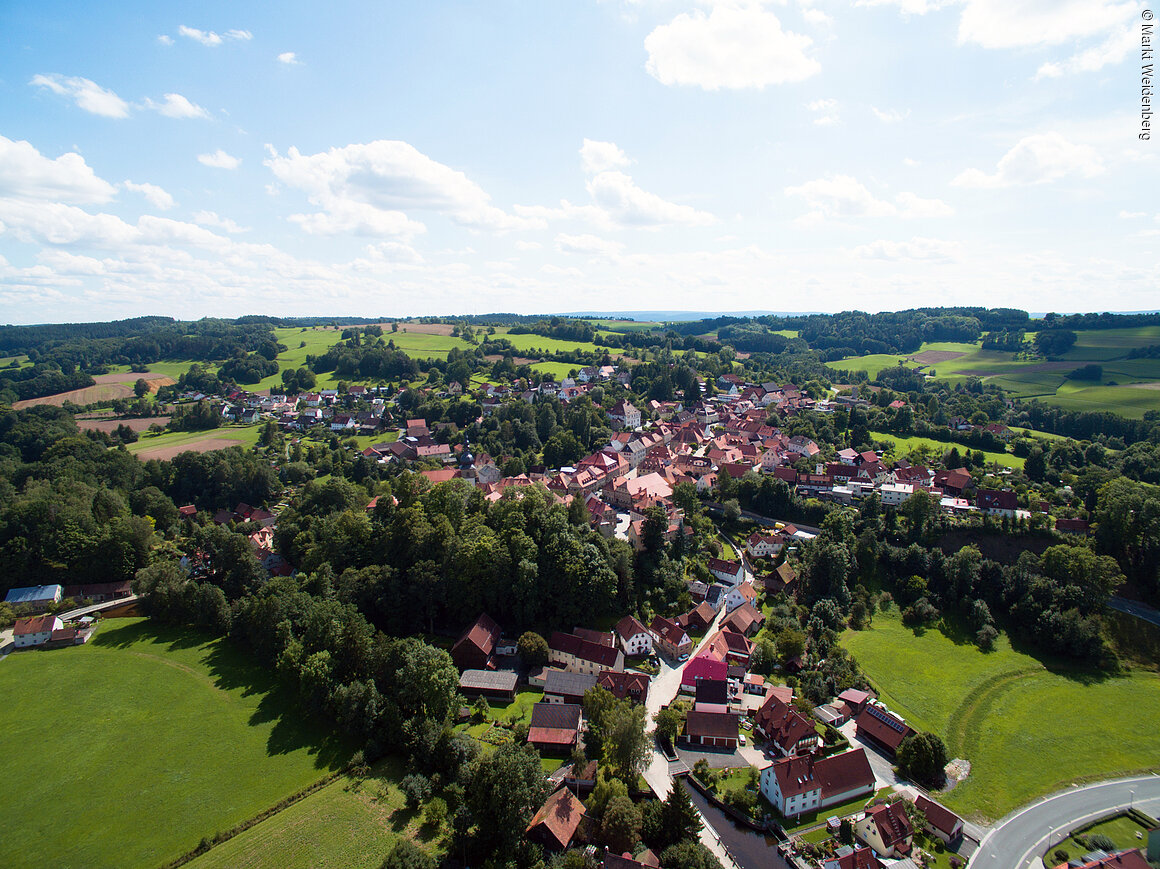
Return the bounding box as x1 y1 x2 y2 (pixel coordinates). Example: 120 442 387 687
1006 631 1118 686
391 807 419 833
93 617 354 770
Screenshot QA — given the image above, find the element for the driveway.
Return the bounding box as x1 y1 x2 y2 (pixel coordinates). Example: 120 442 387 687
973 775 1160 869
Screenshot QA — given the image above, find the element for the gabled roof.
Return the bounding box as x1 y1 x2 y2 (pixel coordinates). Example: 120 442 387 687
14 614 58 635
768 748 875 801
914 795 962 837
549 631 622 668
755 695 815 750
526 787 589 850
865 801 913 848
614 615 649 642
598 670 649 702
855 705 914 752
685 710 739 739
544 669 598 698
452 612 501 662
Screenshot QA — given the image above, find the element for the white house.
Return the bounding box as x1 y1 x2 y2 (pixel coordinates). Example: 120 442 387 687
855 802 913 858
707 558 745 587
879 482 915 508
724 581 757 613
13 614 64 648
613 616 652 656
760 749 875 819
745 531 784 558
608 400 641 430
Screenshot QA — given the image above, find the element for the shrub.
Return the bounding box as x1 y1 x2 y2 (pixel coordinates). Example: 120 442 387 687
1088 834 1116 851
399 773 432 809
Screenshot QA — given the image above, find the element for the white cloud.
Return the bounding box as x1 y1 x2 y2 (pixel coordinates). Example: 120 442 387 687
157 35 173 46
515 240 542 251
644 4 820 90
265 140 535 235
0 136 116 204
587 170 717 228
581 139 629 175
872 106 909 123
1118 210 1146 219
193 210 249 233
802 8 833 26
1033 25 1136 79
854 237 963 263
30 74 130 118
855 0 952 14
277 52 300 65
555 233 625 257
145 93 210 119
198 150 241 170
813 115 839 126
123 180 175 210
806 99 837 112
178 25 252 47
957 0 1136 50
952 132 1104 188
785 175 953 223
895 191 955 218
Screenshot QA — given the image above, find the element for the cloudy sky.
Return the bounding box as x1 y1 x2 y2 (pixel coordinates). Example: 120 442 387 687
0 0 1155 324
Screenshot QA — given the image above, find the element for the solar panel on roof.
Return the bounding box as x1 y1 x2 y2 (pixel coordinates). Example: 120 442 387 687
867 705 906 732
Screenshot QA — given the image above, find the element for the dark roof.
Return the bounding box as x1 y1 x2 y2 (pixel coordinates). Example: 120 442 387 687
598 670 649 702
458 670 518 692
549 631 622 668
685 711 739 739
615 615 648 641
914 795 962 837
544 670 598 698
530 702 582 730
855 705 915 752
695 678 729 706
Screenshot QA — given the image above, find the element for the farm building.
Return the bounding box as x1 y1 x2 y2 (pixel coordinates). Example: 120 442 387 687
5 585 63 612
457 669 518 702
13 614 64 648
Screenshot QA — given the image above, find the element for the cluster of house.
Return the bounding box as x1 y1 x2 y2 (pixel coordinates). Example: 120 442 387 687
176 501 291 577
4 582 134 650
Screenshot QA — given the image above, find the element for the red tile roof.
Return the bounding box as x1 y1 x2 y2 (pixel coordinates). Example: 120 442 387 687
866 801 912 851
549 631 622 668
855 705 915 753
685 711 739 740
526 787 588 849
14 614 57 636
769 748 875 802
914 795 962 838
755 695 816 753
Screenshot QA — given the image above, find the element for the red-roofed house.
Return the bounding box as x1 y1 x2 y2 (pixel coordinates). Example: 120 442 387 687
13 614 64 648
914 794 964 845
760 748 876 818
614 615 652 656
707 558 745 586
855 705 915 757
822 845 883 869
527 702 583 754
855 801 913 858
681 655 729 692
526 787 591 851
549 631 625 675
598 670 649 705
451 613 502 671
649 615 692 660
754 695 820 757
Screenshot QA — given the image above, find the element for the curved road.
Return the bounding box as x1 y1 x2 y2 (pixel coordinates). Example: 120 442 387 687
1108 596 1160 629
972 775 1160 869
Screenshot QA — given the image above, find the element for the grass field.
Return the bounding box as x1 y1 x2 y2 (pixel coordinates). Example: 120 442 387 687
869 431 1025 470
827 334 1160 417
0 618 351 869
128 423 263 458
187 757 439 869
581 319 662 332
1 353 31 369
531 360 581 380
842 612 1160 822
494 327 603 356
1045 812 1156 863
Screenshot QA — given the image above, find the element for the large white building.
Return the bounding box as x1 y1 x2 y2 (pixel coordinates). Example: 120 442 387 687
760 749 875 819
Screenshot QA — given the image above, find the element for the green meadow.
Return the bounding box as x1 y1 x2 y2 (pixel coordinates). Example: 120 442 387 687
843 612 1160 822
0 618 352 869
869 431 1024 470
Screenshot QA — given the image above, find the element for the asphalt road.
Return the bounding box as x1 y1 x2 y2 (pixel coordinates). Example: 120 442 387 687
971 775 1160 869
1108 596 1160 629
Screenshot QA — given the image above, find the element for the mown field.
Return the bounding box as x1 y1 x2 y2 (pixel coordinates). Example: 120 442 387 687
869 430 1025 470
493 327 603 356
842 612 1160 822
828 330 1160 418
187 757 439 869
0 618 352 869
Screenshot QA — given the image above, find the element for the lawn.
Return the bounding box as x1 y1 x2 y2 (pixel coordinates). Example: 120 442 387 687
868 431 1024 470
531 360 581 380
0 618 352 869
771 787 892 834
493 328 603 356
842 612 1160 822
1043 811 1156 864
187 757 440 869
127 423 265 456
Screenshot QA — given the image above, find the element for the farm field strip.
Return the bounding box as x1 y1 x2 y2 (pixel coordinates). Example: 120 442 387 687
868 431 1024 469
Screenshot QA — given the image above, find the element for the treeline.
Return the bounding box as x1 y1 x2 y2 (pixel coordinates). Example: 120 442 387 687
0 365 95 402
508 317 598 343
0 316 175 355
310 339 421 382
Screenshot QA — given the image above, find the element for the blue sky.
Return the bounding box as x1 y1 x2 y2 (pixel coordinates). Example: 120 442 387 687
0 0 1154 324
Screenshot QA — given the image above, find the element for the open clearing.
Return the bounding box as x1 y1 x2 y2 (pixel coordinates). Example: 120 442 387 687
129 426 259 460
13 372 176 409
187 757 439 869
827 333 1160 417
0 618 351 869
869 431 1024 470
76 415 171 434
842 611 1160 822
